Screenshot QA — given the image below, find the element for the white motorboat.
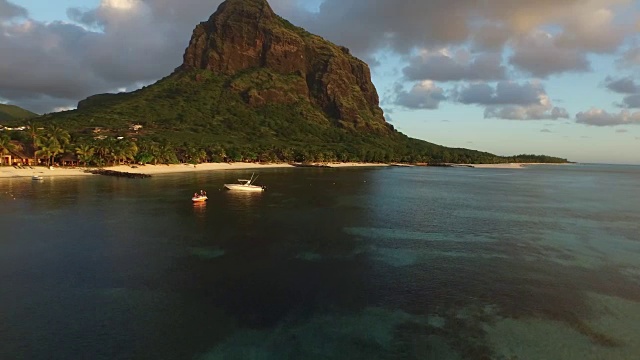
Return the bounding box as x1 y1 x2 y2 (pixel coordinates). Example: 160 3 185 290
32 175 44 181
224 173 265 192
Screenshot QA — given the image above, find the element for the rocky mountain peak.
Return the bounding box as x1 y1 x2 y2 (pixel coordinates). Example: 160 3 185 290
180 0 389 131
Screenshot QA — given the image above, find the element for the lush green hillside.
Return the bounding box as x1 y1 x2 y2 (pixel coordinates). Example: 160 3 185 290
32 69 554 164
0 104 38 122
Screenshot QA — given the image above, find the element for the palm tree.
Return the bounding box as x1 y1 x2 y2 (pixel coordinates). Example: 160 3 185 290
26 121 42 164
112 139 138 165
186 146 206 164
35 125 70 166
93 138 115 166
75 143 95 167
157 142 177 164
35 138 61 166
46 125 70 148
134 139 156 165
0 134 16 165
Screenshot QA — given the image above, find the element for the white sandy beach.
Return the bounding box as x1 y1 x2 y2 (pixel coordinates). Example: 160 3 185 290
0 166 92 178
468 163 571 169
0 162 389 179
467 163 529 169
0 162 571 179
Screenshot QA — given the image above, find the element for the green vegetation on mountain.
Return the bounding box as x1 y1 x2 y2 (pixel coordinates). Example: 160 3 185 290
3 0 568 165
0 104 37 122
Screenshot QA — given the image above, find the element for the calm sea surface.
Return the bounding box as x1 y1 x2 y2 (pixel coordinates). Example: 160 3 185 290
1 164 639 359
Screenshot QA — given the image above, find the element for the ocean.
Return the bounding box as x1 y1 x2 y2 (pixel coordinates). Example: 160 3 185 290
1 164 639 359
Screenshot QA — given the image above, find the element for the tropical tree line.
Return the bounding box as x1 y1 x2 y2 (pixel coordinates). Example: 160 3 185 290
2 122 568 167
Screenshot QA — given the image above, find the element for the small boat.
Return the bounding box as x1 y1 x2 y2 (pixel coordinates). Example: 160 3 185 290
192 190 208 202
192 195 208 202
32 175 44 181
224 173 265 192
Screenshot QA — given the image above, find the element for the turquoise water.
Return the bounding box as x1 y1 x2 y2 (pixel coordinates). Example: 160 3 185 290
1 164 639 359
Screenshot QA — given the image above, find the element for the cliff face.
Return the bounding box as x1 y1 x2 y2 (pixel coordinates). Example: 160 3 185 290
180 0 387 130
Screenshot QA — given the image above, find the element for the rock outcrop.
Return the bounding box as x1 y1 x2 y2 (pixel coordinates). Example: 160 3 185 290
180 0 388 131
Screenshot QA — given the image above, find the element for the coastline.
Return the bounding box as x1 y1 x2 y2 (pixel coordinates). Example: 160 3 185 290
0 162 389 179
462 163 572 169
0 162 572 179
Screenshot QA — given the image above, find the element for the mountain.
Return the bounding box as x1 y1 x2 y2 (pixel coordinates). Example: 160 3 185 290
180 0 386 132
0 104 38 122
36 0 567 164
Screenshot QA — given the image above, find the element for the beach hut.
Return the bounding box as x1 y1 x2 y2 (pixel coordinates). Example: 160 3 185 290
60 153 79 167
1 142 31 166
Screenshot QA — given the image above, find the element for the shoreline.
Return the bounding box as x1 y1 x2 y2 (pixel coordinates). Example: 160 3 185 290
0 162 572 179
0 162 388 179
460 163 572 169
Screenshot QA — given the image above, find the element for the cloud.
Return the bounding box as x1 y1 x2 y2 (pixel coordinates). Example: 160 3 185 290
617 46 640 68
603 76 640 108
0 0 196 112
402 49 506 82
0 0 27 19
453 81 569 120
604 76 640 94
1 0 639 112
621 94 640 108
456 81 543 106
304 0 636 56
552 2 631 53
485 105 569 121
541 129 552 133
575 108 640 126
394 81 446 109
470 24 510 51
509 31 590 77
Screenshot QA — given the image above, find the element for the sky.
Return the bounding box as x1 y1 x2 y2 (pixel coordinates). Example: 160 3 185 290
1 0 639 164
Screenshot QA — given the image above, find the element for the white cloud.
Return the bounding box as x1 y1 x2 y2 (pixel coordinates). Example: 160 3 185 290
455 81 569 120
394 81 446 109
575 108 640 126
